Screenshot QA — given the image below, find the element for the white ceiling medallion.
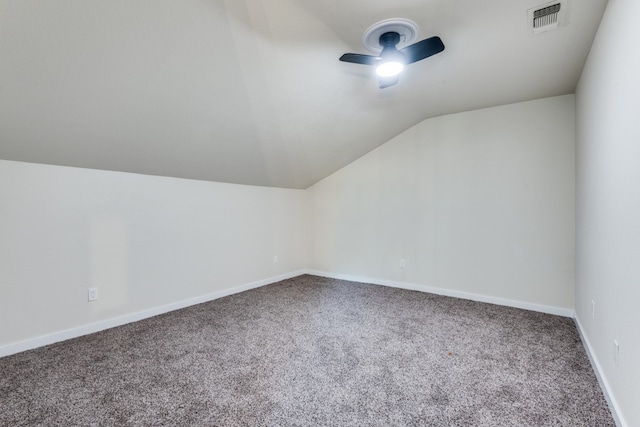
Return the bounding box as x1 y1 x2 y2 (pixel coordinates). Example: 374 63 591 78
362 18 419 53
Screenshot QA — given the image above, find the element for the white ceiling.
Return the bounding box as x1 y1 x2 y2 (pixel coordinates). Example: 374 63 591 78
0 0 607 189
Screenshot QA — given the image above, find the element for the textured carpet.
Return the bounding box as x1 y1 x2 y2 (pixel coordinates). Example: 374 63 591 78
1 275 614 426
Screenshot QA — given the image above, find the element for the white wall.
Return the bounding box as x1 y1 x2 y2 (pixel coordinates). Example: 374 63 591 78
0 160 307 353
307 95 575 313
575 0 640 425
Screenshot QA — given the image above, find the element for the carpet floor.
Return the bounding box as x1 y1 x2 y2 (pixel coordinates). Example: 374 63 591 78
1 275 615 426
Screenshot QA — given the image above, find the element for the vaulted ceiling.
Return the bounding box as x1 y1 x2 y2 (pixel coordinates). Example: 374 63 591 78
0 0 607 189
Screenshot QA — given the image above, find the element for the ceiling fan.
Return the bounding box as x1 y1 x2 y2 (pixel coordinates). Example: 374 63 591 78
339 19 445 89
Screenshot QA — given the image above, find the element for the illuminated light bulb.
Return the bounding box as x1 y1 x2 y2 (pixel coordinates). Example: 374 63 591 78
376 61 404 77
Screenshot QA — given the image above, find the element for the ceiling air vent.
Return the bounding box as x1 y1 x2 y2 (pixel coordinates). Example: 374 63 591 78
533 4 561 29
528 0 567 35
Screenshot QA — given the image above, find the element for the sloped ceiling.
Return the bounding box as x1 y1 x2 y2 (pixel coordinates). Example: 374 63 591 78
0 0 607 189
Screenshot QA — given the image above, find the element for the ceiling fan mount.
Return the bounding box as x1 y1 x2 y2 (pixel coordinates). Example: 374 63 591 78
340 18 445 89
362 18 419 53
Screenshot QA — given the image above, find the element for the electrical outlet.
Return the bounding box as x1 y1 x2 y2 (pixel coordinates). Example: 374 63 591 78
399 259 406 268
614 340 619 366
273 256 278 264
591 300 595 319
88 287 98 302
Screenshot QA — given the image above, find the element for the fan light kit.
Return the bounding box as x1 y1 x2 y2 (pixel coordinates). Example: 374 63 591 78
340 18 445 89
376 61 403 77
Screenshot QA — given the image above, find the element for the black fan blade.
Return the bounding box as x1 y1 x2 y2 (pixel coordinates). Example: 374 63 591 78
339 53 381 65
379 75 399 89
401 36 445 64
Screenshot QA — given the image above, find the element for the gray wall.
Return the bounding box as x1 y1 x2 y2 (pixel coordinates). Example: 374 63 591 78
0 160 307 353
307 95 575 313
575 0 640 425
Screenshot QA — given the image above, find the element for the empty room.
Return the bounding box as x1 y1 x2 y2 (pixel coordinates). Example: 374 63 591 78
1 0 638 425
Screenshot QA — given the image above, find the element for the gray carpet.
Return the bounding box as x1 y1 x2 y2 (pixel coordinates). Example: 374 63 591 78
1 275 614 426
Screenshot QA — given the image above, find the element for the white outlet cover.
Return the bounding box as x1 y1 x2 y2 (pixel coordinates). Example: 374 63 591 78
88 288 98 301
400 259 406 268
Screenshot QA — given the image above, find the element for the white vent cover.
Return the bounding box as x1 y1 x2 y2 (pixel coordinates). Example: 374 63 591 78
528 0 567 35
534 4 561 28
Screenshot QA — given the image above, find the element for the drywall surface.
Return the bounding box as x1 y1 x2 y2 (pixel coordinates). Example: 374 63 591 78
0 160 306 350
575 0 640 424
307 95 575 311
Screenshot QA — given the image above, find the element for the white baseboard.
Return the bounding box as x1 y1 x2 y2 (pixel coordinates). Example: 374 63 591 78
304 270 575 318
0 270 306 358
1 269 574 358
2 269 623 425
574 315 626 427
